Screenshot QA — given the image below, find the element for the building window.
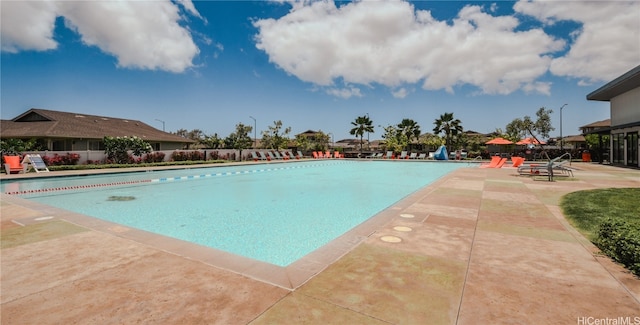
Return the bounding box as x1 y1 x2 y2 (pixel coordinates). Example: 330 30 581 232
627 132 638 166
612 133 625 164
88 140 103 151
52 139 72 151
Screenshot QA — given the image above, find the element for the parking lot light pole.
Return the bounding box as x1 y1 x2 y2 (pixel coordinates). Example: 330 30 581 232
155 119 165 132
559 104 567 151
249 116 256 148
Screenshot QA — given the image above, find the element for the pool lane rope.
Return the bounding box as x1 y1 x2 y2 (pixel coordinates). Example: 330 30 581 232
4 161 348 195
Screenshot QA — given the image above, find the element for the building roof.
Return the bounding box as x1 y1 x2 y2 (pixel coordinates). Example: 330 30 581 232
296 130 321 136
563 135 586 143
580 119 611 129
0 108 194 143
586 65 640 101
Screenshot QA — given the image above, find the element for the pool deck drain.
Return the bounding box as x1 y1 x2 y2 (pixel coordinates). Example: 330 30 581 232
2 161 639 324
380 235 402 243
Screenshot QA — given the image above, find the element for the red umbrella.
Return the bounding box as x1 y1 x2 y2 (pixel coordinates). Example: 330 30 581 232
516 137 546 145
485 137 513 145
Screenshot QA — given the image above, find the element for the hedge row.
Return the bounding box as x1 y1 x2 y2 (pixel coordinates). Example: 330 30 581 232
595 218 640 276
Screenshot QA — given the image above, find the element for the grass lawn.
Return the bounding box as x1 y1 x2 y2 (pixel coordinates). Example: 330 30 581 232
561 188 640 276
561 188 640 239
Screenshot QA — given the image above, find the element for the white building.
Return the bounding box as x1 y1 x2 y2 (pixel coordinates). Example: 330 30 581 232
587 65 640 168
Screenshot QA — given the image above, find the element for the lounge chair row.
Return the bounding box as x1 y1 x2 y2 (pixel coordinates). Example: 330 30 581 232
312 151 344 159
250 151 303 161
479 156 527 169
365 151 430 159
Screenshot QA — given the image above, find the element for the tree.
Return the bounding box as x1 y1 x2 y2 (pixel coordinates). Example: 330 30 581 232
507 107 555 150
419 133 444 151
225 123 253 160
295 131 329 152
397 118 421 150
173 129 206 148
0 138 40 156
201 133 225 149
174 129 189 138
261 120 291 149
349 115 374 151
433 112 463 153
103 136 152 164
380 125 407 153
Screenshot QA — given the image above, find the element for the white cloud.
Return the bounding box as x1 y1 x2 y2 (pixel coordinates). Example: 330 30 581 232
254 0 564 97
1 1 59 53
176 0 203 20
1 0 202 73
522 81 551 95
392 88 410 98
326 87 362 99
514 0 640 83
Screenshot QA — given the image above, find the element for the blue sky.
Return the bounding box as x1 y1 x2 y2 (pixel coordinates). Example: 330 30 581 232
2 0 639 141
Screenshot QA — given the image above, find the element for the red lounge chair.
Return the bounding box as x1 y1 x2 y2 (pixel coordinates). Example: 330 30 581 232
511 157 525 167
493 157 508 168
312 151 319 159
325 151 332 158
3 156 25 174
334 151 343 158
479 156 500 168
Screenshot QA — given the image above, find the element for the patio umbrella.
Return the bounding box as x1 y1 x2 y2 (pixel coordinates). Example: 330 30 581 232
485 137 513 145
485 137 513 156
516 137 546 145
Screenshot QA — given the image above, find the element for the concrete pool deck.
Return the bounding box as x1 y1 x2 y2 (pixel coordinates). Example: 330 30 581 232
1 161 639 324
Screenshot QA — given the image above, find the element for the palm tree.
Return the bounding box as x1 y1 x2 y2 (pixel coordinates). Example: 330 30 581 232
432 112 463 153
397 118 421 151
350 115 374 151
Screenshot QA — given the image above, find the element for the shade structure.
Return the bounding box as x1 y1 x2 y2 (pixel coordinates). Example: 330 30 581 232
516 137 546 145
485 137 513 145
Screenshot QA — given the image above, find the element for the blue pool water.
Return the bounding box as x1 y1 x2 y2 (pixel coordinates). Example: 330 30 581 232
2 161 462 266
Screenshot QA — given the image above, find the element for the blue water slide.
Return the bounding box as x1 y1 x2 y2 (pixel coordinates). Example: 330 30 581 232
434 145 448 160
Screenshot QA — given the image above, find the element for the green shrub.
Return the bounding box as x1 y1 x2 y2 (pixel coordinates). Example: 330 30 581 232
595 218 640 276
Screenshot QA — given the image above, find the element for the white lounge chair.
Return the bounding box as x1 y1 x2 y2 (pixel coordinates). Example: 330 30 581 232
22 154 50 173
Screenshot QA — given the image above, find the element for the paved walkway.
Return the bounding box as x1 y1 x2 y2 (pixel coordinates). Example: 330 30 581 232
1 162 639 324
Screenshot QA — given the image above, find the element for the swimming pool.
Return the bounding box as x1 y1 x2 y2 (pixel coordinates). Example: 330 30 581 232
2 160 463 266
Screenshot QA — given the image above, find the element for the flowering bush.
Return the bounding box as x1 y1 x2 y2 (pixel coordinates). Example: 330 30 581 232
42 153 81 166
103 136 152 164
142 152 165 163
171 151 204 161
